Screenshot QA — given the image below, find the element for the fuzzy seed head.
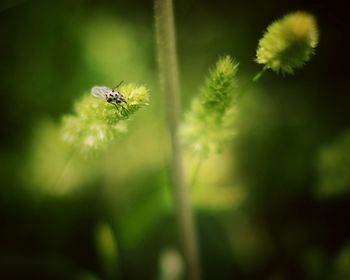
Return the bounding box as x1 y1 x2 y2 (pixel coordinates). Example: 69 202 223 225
181 56 239 157
256 11 319 75
61 84 149 154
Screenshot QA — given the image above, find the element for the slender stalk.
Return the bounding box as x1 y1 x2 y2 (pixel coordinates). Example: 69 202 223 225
51 148 76 189
252 67 267 82
154 0 201 279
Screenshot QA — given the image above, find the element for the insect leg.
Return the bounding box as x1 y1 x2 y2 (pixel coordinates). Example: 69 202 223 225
111 103 120 111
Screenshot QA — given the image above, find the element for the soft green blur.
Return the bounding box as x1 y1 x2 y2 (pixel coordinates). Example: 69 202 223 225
1 0 349 279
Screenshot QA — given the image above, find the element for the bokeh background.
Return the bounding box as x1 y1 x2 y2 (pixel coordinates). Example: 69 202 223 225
1 0 349 279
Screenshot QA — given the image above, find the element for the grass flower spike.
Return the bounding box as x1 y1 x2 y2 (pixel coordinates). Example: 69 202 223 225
181 56 239 157
256 11 319 75
61 83 149 154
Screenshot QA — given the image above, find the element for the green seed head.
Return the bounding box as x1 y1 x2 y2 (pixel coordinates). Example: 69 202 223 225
61 84 149 154
256 11 319 75
181 56 239 157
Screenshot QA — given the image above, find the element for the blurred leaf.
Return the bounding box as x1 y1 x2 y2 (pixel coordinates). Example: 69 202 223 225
317 130 350 197
95 222 119 280
22 120 99 196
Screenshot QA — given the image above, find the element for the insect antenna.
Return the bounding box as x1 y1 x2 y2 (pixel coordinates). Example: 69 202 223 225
112 80 124 90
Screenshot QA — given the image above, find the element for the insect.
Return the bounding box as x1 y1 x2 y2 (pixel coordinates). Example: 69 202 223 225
91 80 127 110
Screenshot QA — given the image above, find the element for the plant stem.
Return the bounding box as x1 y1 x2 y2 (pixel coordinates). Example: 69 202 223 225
154 0 201 279
253 67 267 82
51 148 76 189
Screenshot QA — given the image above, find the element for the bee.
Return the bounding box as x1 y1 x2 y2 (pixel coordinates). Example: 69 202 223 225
91 80 127 110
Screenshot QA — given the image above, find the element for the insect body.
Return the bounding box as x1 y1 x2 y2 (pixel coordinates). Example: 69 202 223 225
91 81 127 109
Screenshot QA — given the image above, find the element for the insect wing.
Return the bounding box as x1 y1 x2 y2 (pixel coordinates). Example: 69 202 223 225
91 86 111 100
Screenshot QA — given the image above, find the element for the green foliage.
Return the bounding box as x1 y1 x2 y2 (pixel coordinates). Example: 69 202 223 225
95 222 119 279
256 11 319 75
24 121 98 196
331 244 350 279
61 84 149 154
317 131 350 197
181 56 239 157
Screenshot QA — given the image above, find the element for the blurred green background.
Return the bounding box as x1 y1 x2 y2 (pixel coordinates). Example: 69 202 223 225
1 0 350 279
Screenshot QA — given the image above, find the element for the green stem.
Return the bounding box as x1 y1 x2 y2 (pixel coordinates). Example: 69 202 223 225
154 1 201 279
253 67 267 82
